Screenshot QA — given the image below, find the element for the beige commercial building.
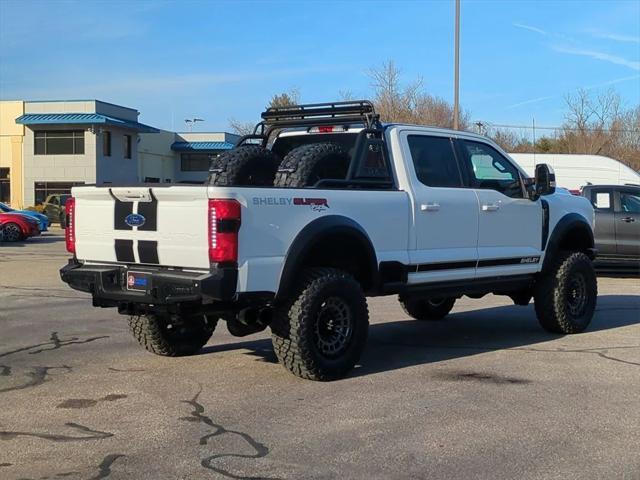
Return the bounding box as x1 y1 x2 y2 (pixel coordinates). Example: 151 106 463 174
0 99 236 209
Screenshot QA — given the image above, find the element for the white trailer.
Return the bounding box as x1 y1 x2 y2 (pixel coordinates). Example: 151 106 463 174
509 154 639 191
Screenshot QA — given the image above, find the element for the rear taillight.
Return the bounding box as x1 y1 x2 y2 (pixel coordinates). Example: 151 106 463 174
65 197 76 254
208 199 241 263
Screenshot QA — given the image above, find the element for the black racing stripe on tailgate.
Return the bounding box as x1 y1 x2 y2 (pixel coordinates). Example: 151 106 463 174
115 239 135 262
137 190 157 231
138 240 159 264
113 194 133 231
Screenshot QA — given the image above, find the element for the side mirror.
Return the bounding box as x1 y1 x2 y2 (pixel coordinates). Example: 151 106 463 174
532 163 556 200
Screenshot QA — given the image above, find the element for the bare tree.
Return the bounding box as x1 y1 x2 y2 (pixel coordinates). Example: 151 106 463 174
228 88 302 136
269 88 300 108
228 118 255 136
367 60 470 130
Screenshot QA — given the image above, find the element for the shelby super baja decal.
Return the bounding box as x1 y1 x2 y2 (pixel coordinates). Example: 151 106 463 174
252 197 329 212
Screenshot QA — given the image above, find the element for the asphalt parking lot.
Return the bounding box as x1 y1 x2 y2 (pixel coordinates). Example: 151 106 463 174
0 228 639 480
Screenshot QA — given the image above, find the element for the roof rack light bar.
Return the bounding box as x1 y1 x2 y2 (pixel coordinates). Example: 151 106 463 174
261 100 377 126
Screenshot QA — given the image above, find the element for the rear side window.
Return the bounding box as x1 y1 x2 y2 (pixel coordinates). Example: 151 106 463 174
407 135 462 188
590 189 612 211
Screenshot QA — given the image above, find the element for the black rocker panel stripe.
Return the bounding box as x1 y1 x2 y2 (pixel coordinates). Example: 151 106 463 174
115 239 135 262
409 257 540 272
137 190 158 231
477 257 540 268
114 199 133 230
415 260 477 272
138 240 159 264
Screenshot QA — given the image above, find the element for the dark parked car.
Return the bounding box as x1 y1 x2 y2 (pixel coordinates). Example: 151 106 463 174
42 194 72 227
582 184 640 271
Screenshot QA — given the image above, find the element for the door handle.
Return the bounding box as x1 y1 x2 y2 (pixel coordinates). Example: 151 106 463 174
482 203 500 212
421 203 440 212
621 217 635 223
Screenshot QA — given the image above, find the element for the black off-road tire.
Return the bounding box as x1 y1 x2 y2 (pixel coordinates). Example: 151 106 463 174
271 268 369 381
399 296 456 320
534 251 597 334
128 313 216 356
208 145 281 187
59 213 67 229
273 142 350 188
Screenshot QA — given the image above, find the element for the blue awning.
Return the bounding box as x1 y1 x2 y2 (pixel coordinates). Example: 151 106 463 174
16 113 159 133
171 141 235 152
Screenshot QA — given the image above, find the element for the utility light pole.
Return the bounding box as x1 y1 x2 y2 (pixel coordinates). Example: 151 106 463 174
184 118 204 132
453 0 460 130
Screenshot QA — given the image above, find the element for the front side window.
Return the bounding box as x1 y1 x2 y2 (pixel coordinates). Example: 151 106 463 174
34 131 84 155
103 131 111 156
181 153 217 172
460 140 523 198
620 191 640 214
407 135 462 188
124 135 132 159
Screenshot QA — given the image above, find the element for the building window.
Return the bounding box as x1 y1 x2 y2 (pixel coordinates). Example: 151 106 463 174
180 153 217 172
34 131 84 155
124 134 132 159
103 131 111 156
34 181 85 205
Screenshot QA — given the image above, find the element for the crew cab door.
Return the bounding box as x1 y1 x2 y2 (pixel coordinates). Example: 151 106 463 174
586 187 617 256
455 139 542 277
401 132 479 283
615 188 640 257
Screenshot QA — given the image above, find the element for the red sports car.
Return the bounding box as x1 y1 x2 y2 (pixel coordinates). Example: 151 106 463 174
0 212 41 242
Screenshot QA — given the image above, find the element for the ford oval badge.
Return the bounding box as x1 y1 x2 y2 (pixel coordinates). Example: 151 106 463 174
125 213 146 227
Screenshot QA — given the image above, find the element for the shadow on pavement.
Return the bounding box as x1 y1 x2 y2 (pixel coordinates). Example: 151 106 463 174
198 294 640 376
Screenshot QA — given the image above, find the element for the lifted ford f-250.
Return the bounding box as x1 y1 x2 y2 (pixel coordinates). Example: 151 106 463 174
60 101 598 381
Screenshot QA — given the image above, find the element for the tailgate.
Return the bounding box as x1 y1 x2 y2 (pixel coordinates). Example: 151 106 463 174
73 186 210 270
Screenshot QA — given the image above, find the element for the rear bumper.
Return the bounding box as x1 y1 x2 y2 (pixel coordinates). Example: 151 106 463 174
60 261 237 305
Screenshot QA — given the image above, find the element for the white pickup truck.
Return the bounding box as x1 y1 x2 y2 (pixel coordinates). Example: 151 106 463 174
61 101 598 381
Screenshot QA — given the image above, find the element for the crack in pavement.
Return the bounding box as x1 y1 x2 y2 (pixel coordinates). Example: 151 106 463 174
0 332 109 359
0 366 72 393
180 386 279 480
372 341 640 367
0 423 113 442
107 367 145 373
87 454 126 480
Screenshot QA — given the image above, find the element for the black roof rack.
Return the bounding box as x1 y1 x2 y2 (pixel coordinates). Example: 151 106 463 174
260 100 379 129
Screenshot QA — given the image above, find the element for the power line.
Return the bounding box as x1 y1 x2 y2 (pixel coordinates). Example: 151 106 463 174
477 122 638 134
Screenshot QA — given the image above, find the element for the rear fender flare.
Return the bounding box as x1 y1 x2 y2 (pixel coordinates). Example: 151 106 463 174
276 215 378 298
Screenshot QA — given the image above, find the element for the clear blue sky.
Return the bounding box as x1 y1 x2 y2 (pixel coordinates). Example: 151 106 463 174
1 0 638 132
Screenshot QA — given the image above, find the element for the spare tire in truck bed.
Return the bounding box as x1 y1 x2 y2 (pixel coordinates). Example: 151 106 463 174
273 142 351 188
208 145 281 187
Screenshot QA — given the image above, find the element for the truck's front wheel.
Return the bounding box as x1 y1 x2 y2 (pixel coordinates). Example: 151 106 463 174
534 252 597 334
271 268 369 381
128 313 216 356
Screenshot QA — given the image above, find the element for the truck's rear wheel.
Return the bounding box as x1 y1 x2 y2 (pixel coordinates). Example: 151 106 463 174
399 296 456 320
208 145 280 186
534 251 597 334
271 268 369 381
128 313 216 356
273 142 350 188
